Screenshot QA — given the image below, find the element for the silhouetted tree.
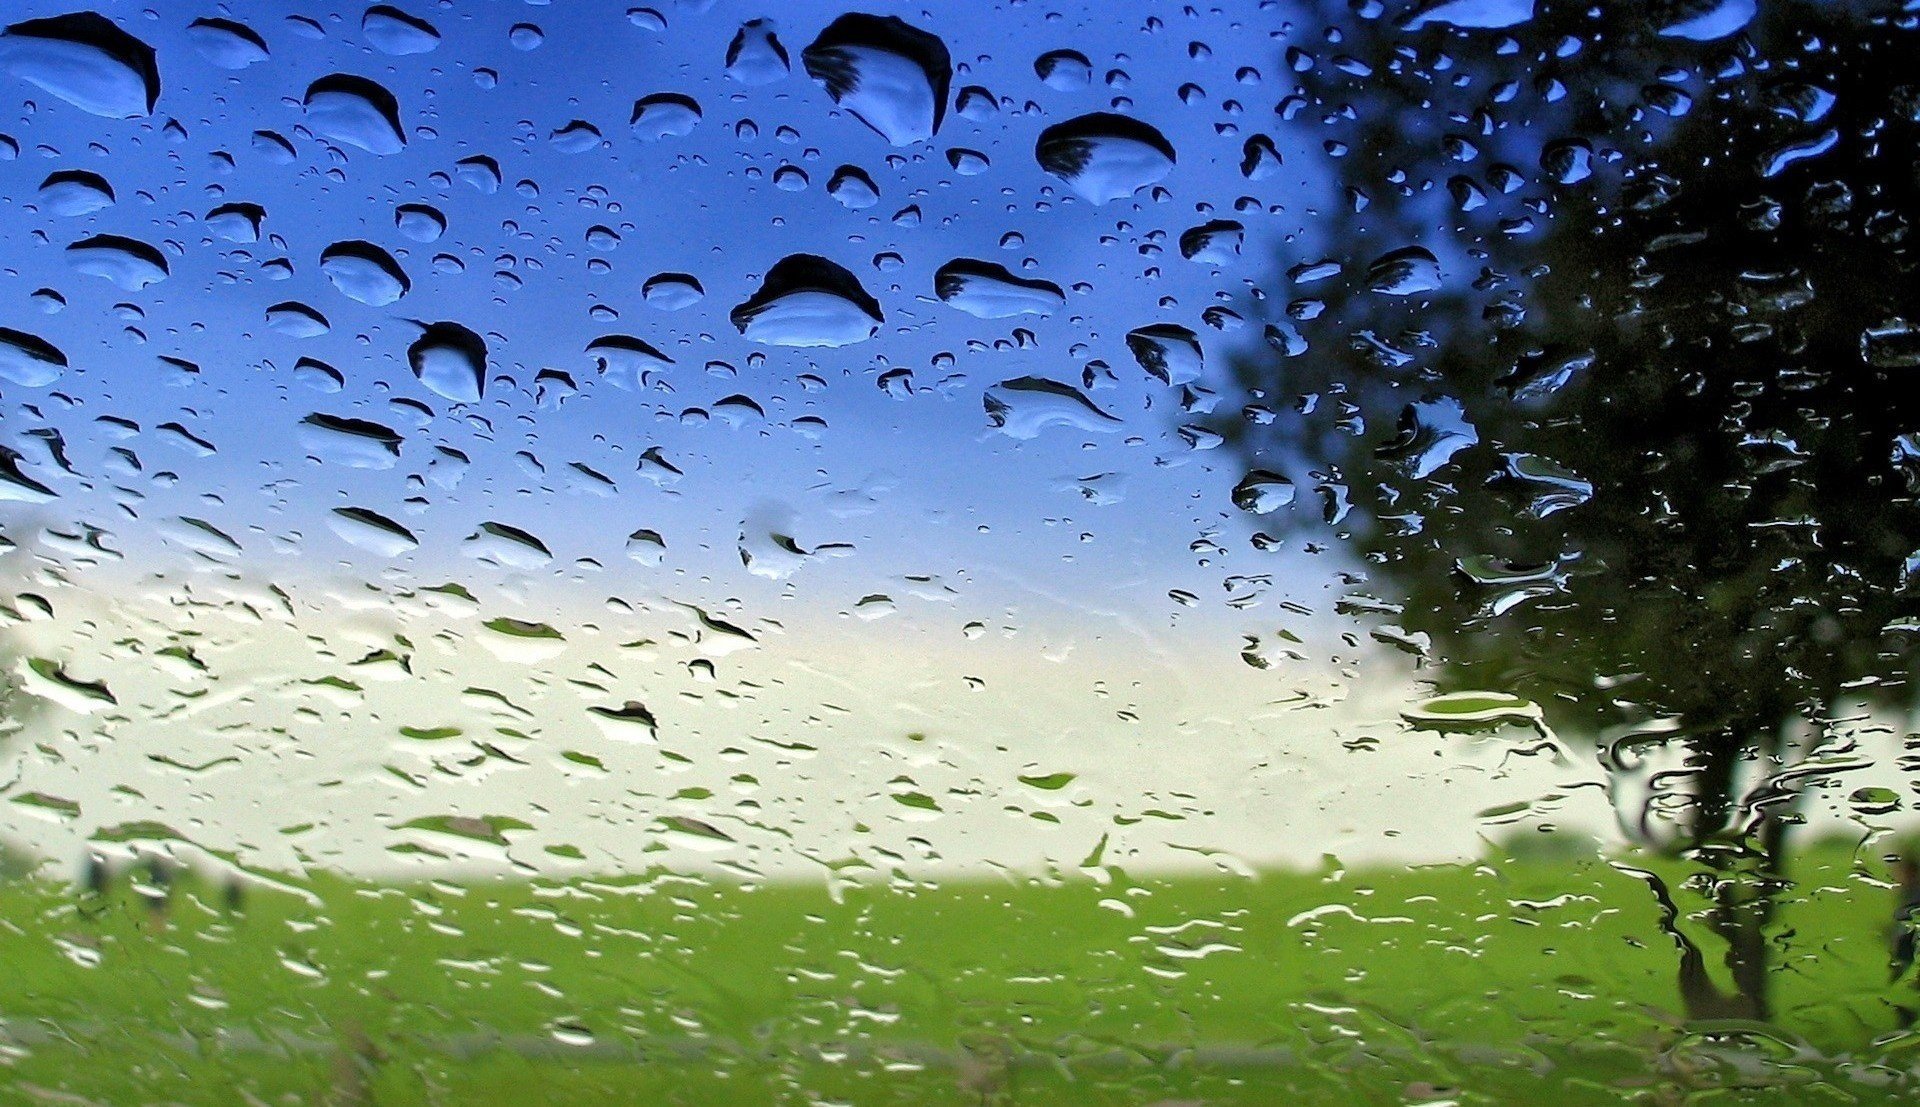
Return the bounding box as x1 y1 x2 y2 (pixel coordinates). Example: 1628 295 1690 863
1223 0 1920 1018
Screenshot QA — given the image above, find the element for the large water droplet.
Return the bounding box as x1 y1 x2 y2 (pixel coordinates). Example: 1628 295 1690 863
66 234 168 289
827 164 879 208
549 120 602 153
731 255 883 348
205 202 263 242
466 522 552 569
983 377 1122 439
0 445 57 502
725 19 789 85
455 155 501 193
294 357 344 392
0 13 158 118
1657 0 1756 40
630 93 700 140
299 414 402 469
1034 49 1092 92
1366 246 1442 296
1179 219 1243 264
330 507 418 556
1401 0 1536 30
321 241 410 306
186 17 269 69
801 14 951 146
934 259 1065 318
362 5 439 55
304 74 406 155
38 169 113 216
643 273 704 311
266 301 330 338
0 327 66 387
1035 113 1176 205
394 203 445 242
1378 397 1478 478
587 334 674 389
408 321 487 402
1125 324 1204 385
1862 319 1920 369
1231 470 1296 513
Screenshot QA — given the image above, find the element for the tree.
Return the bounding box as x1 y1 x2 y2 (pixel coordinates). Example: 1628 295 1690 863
1220 0 1920 1018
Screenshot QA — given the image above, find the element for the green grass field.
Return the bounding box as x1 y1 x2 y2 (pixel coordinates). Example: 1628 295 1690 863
4 837 1919 1104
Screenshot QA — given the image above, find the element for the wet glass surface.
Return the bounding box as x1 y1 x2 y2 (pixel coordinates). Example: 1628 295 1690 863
4 1 1920 1102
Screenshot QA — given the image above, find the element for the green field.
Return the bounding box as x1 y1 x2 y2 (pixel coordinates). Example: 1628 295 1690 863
4 838 1919 1105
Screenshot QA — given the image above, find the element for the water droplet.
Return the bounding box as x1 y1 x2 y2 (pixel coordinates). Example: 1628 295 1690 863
626 528 667 565
1403 692 1542 733
394 202 446 242
1125 324 1204 385
299 414 401 469
186 17 269 69
1035 49 1092 91
1657 0 1756 40
0 445 57 502
1541 138 1593 185
1231 470 1295 513
466 522 552 568
455 155 501 193
66 234 168 289
587 334 674 388
731 254 883 347
827 164 879 208
294 356 344 392
1863 319 1920 369
956 85 997 121
304 74 405 155
934 259 1065 318
643 272 704 311
630 93 700 140
329 507 418 556
1366 245 1442 296
1035 113 1176 205
983 377 1122 439
408 321 487 402
1378 397 1477 478
549 119 602 153
1179 219 1243 264
773 163 809 190
508 23 544 51
0 13 158 118
725 19 789 85
946 148 989 175
321 241 410 306
266 301 330 338
252 129 296 163
1401 0 1536 30
1849 787 1901 817
362 5 439 55
1240 134 1283 180
205 201 263 242
802 14 951 146
39 169 114 216
0 327 66 387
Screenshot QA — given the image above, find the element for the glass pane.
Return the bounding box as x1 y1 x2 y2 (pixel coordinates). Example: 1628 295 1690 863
3 1 1919 1102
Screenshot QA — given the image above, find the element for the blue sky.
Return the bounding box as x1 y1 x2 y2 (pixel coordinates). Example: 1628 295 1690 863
0 0 1335 628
